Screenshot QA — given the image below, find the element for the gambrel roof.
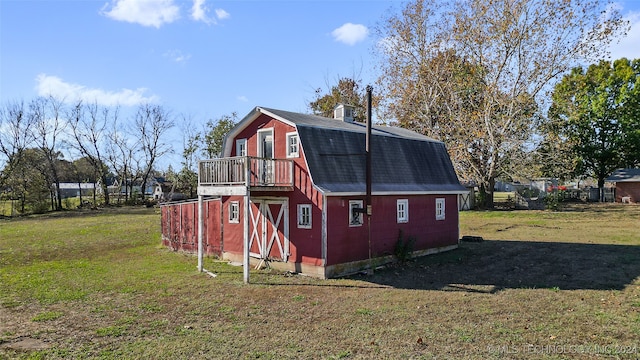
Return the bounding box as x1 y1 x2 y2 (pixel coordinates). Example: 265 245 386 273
223 106 466 194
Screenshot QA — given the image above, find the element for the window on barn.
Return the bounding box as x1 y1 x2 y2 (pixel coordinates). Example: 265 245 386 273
286 132 299 158
236 138 247 157
297 204 312 229
397 199 409 223
349 200 364 227
229 201 240 223
435 198 445 220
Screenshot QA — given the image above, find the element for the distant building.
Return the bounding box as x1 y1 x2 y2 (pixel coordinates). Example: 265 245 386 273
56 183 99 199
607 168 640 203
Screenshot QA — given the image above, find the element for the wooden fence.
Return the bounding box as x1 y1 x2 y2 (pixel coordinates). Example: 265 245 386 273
160 198 222 256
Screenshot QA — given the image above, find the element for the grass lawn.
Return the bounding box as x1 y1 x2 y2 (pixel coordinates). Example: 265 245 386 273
1 204 639 359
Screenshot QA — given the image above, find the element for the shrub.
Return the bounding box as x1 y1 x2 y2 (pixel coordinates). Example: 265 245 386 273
394 230 415 263
544 191 565 211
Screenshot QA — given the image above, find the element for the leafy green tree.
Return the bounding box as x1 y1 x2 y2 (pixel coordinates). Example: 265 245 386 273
374 0 628 208
2 148 50 214
548 58 640 201
204 113 237 158
309 77 373 122
533 126 579 183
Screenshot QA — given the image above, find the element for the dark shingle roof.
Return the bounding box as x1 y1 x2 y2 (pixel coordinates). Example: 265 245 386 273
260 107 465 194
260 107 434 141
607 168 640 182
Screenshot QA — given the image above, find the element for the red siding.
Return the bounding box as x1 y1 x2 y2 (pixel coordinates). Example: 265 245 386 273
325 194 459 266
222 185 324 266
224 114 325 266
161 199 222 255
616 182 640 203
164 112 461 275
232 114 294 159
220 195 244 254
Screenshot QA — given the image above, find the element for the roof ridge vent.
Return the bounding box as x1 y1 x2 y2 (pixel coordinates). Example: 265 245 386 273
334 103 355 122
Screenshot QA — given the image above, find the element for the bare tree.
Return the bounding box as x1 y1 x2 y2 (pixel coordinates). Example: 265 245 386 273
106 112 138 203
0 100 35 179
67 101 113 205
134 104 174 202
176 113 201 198
30 96 67 210
375 0 628 207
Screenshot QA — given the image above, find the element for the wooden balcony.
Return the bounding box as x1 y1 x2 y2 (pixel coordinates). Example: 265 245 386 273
198 156 294 196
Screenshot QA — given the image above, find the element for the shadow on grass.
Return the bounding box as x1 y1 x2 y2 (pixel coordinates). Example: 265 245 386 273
0 206 157 222
348 240 640 293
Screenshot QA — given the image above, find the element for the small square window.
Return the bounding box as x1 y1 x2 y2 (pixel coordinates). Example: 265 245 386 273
286 132 299 158
349 200 364 227
236 139 247 157
397 199 409 223
229 201 239 223
436 198 445 220
297 204 312 229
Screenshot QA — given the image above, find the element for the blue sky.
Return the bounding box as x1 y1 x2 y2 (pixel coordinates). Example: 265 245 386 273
1 0 395 120
1 0 640 168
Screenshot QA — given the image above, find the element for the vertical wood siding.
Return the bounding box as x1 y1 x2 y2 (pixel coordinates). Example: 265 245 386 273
161 199 222 255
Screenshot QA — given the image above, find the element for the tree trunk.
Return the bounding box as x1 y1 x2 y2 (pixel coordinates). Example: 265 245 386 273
598 177 605 202
101 174 110 205
54 180 62 210
78 180 83 206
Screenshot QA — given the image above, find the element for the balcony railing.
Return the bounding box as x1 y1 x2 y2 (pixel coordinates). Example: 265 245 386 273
199 156 293 188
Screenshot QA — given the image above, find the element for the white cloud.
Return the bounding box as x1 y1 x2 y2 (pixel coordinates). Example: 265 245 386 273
237 95 248 102
191 0 228 24
191 0 214 24
607 10 640 60
215 8 230 20
164 49 191 64
101 0 180 28
35 74 159 107
331 23 369 46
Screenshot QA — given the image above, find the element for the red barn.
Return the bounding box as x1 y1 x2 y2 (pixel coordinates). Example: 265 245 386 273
161 105 466 280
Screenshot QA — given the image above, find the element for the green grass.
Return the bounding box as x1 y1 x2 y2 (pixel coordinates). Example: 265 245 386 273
1 204 639 359
0 200 15 217
31 311 64 322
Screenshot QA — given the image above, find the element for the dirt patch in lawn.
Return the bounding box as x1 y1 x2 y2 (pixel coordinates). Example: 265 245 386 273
0 337 50 352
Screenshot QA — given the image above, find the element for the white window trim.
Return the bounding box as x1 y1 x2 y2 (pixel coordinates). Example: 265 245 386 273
297 204 312 229
286 132 299 158
235 138 247 157
397 199 409 223
436 198 445 221
229 201 240 223
257 128 274 158
349 200 364 227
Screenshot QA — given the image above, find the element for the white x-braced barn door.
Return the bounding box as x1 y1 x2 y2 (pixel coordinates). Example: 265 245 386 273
249 199 289 263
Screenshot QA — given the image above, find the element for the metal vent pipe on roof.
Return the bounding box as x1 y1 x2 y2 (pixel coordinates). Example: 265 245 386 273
365 85 372 215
